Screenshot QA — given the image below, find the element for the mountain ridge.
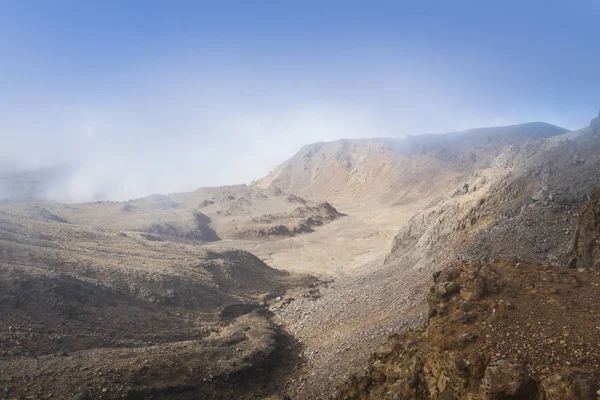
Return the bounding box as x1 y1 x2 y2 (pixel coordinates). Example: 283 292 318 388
254 122 568 207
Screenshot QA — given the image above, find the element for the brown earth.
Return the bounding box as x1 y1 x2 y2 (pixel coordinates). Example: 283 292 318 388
336 259 600 400
570 187 600 269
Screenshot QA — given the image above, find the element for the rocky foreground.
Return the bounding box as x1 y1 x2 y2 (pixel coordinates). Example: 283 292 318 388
336 188 600 399
337 259 600 399
0 203 320 399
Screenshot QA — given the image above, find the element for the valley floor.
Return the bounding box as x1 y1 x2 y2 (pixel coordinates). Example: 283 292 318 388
208 201 433 398
211 202 427 276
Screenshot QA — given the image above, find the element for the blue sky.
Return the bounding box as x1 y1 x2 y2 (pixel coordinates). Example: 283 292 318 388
1 1 599 201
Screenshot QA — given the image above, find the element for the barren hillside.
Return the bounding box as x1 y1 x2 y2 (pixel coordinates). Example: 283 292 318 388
254 123 568 208
337 178 600 399
332 112 600 399
387 114 600 273
30 185 344 242
0 204 318 399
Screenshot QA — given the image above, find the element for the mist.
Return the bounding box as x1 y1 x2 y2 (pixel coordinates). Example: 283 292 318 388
1 2 598 203
0 65 591 203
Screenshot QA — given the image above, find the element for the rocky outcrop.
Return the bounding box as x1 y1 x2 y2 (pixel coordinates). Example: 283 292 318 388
569 187 600 268
234 224 294 238
480 359 538 399
336 260 600 399
199 199 215 207
288 202 346 233
142 211 220 242
233 202 345 239
387 120 600 271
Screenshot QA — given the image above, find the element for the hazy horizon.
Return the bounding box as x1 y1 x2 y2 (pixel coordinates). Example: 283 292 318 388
2 1 599 202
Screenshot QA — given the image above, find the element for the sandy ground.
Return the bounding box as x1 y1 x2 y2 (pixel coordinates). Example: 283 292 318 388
209 201 428 278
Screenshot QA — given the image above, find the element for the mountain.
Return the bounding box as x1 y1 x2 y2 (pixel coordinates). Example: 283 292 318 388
254 122 568 207
386 114 600 272
336 114 600 399
247 120 582 398
3 111 600 400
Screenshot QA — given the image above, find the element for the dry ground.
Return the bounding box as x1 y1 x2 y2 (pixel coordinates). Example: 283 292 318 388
208 201 435 398
1 120 590 399
210 202 428 277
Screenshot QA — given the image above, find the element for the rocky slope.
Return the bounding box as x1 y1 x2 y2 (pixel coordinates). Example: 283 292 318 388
254 123 568 207
336 258 600 399
335 116 600 400
0 206 319 399
242 118 600 399
237 202 345 239
252 114 600 399
386 117 600 273
569 187 600 269
35 185 344 242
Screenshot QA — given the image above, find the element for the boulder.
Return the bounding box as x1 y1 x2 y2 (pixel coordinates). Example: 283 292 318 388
540 370 598 400
480 360 537 400
199 199 215 208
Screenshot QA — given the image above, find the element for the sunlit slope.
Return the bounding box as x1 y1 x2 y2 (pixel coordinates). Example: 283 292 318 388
254 122 568 207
